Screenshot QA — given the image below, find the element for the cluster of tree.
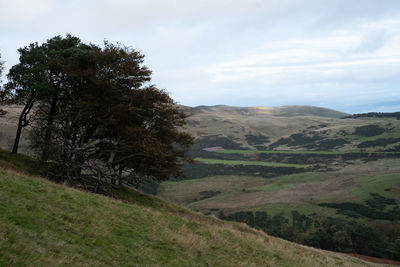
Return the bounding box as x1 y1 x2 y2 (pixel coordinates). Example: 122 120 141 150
303 138 350 150
0 35 193 190
268 133 324 149
343 112 400 120
319 193 400 221
353 124 386 137
220 209 400 260
357 137 400 148
181 162 306 179
245 134 270 146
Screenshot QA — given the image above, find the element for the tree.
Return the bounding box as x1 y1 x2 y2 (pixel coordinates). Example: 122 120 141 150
0 52 6 101
0 52 3 84
6 35 92 154
31 41 193 188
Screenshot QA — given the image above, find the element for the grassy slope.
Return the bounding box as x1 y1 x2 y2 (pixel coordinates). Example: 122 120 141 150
0 152 378 266
159 160 400 216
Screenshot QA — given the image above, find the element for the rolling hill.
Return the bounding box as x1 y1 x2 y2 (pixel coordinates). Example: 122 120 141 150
158 104 400 261
2 103 400 263
0 149 381 266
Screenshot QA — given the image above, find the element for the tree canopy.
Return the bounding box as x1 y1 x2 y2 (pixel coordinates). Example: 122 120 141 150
6 35 93 154
6 35 194 188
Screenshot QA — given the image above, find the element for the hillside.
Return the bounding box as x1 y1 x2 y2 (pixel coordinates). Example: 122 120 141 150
158 105 400 261
2 104 400 264
0 150 380 266
182 105 400 152
193 105 348 118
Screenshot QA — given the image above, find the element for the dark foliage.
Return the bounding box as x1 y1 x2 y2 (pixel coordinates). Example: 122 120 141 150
8 36 194 189
268 137 292 149
358 137 400 148
304 138 350 150
343 112 400 120
288 133 323 146
199 190 221 200
6 35 93 154
319 193 400 221
182 163 307 179
245 134 270 145
353 125 386 137
269 133 323 149
220 209 400 260
191 135 244 150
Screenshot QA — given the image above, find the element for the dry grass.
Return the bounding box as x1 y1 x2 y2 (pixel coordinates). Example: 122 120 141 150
159 159 400 216
0 165 384 266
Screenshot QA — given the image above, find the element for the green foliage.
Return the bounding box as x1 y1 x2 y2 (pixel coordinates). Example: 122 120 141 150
221 209 400 260
6 35 93 154
319 193 400 220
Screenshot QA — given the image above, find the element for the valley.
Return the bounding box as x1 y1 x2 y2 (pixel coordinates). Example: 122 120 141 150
158 105 400 260
2 104 400 261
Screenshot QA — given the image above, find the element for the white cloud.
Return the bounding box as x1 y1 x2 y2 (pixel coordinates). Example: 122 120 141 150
0 0 53 28
209 22 400 88
1 0 400 112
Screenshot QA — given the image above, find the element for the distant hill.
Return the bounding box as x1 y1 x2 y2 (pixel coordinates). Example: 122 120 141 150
0 149 377 266
193 105 349 118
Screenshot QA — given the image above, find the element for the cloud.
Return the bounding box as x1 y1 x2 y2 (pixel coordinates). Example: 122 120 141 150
1 0 400 112
0 0 53 29
208 21 400 88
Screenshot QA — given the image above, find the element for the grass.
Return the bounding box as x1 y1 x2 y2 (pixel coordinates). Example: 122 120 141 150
217 149 400 155
351 173 400 200
195 157 308 168
246 172 324 193
346 129 400 142
0 149 48 176
0 160 376 266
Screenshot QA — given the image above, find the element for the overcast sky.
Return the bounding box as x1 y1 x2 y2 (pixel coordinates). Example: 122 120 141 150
1 0 400 113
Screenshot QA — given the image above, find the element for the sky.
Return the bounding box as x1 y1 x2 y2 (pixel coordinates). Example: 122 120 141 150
1 0 400 114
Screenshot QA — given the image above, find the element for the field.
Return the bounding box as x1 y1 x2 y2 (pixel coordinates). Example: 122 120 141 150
160 165 400 214
158 106 400 260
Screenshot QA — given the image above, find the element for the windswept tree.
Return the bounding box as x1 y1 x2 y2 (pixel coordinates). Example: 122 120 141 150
31 41 193 188
6 35 92 155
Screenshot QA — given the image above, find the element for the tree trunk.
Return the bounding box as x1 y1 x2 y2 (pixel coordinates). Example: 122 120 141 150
12 123 23 153
12 96 35 154
41 96 58 161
